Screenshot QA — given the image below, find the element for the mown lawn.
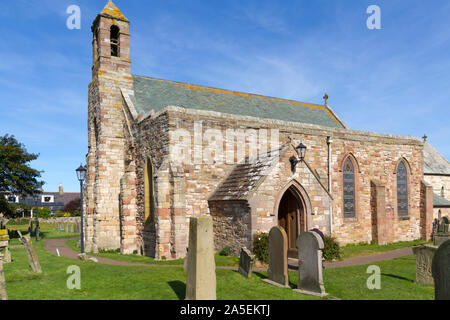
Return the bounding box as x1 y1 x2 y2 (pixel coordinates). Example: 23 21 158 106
6 223 80 240
2 239 434 300
340 239 427 259
65 239 240 267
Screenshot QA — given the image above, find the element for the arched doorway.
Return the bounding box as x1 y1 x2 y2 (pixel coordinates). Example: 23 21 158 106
278 187 306 258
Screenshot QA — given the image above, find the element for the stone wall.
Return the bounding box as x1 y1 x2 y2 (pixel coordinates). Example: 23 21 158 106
132 112 171 258
209 201 252 255
85 12 134 252
370 180 394 245
140 107 425 257
420 181 434 241
247 146 332 239
424 175 450 201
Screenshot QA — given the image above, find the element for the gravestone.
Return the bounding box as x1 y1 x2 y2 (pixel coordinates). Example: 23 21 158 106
0 254 7 300
185 216 216 300
18 231 42 273
262 226 290 288
0 229 11 264
412 244 438 286
433 217 449 247
294 231 327 297
432 239 450 300
238 247 255 278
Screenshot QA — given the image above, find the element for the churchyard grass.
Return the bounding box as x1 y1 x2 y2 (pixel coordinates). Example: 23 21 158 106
6 223 80 240
321 255 434 300
2 239 434 300
65 239 240 267
4 241 313 300
341 239 427 259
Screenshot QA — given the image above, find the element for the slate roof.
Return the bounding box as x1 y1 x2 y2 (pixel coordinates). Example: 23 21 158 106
434 193 450 208
131 75 345 128
209 144 289 201
424 142 450 175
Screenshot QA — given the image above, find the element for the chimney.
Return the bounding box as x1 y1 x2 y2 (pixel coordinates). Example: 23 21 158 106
59 183 64 195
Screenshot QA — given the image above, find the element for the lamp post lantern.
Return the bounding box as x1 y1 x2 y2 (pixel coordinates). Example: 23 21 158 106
296 143 307 161
76 164 87 254
290 142 307 172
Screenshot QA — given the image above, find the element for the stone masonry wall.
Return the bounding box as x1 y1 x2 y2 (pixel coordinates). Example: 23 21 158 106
85 14 134 252
209 201 252 255
247 145 332 240
132 112 170 258
143 107 425 257
424 175 450 200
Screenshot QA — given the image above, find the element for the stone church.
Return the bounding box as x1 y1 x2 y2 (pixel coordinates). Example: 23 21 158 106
84 1 438 259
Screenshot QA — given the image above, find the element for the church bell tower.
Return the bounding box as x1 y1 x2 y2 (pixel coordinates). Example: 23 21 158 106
85 0 134 252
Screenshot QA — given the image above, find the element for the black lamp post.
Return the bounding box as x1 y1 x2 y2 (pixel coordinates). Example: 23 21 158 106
290 142 307 171
76 164 87 254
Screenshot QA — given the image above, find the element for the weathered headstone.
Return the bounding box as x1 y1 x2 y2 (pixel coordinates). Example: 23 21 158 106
18 231 42 273
185 216 216 300
412 244 438 286
0 229 11 264
262 226 290 288
432 239 450 300
238 247 255 278
2 247 11 264
294 231 327 297
0 254 7 300
433 217 450 247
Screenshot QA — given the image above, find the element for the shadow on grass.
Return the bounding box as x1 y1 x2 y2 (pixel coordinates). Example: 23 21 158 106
381 273 414 283
168 281 186 300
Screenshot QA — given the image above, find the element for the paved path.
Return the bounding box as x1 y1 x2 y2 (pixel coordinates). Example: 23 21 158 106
323 247 413 269
43 238 414 270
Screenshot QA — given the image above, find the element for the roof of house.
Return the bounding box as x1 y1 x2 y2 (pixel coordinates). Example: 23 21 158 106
424 142 450 175
434 193 450 208
131 75 346 129
209 145 288 201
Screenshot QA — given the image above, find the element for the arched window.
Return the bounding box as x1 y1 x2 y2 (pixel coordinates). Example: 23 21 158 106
110 25 120 57
397 161 409 216
343 157 356 218
144 158 154 227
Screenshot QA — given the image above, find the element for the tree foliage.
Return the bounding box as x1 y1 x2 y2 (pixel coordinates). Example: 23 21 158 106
0 134 44 195
63 198 80 214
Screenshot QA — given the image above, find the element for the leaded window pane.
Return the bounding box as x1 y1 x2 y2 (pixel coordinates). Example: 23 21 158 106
343 158 355 218
397 161 408 216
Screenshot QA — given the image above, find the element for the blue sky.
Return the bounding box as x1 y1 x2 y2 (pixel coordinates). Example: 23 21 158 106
1 0 449 192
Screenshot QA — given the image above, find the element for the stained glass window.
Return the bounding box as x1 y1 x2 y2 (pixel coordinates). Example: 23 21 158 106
397 161 408 216
343 158 355 218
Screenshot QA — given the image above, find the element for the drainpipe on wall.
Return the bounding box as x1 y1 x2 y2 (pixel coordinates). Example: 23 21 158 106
327 136 333 235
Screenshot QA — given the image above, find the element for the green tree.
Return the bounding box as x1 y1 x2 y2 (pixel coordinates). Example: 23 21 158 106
0 134 44 195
